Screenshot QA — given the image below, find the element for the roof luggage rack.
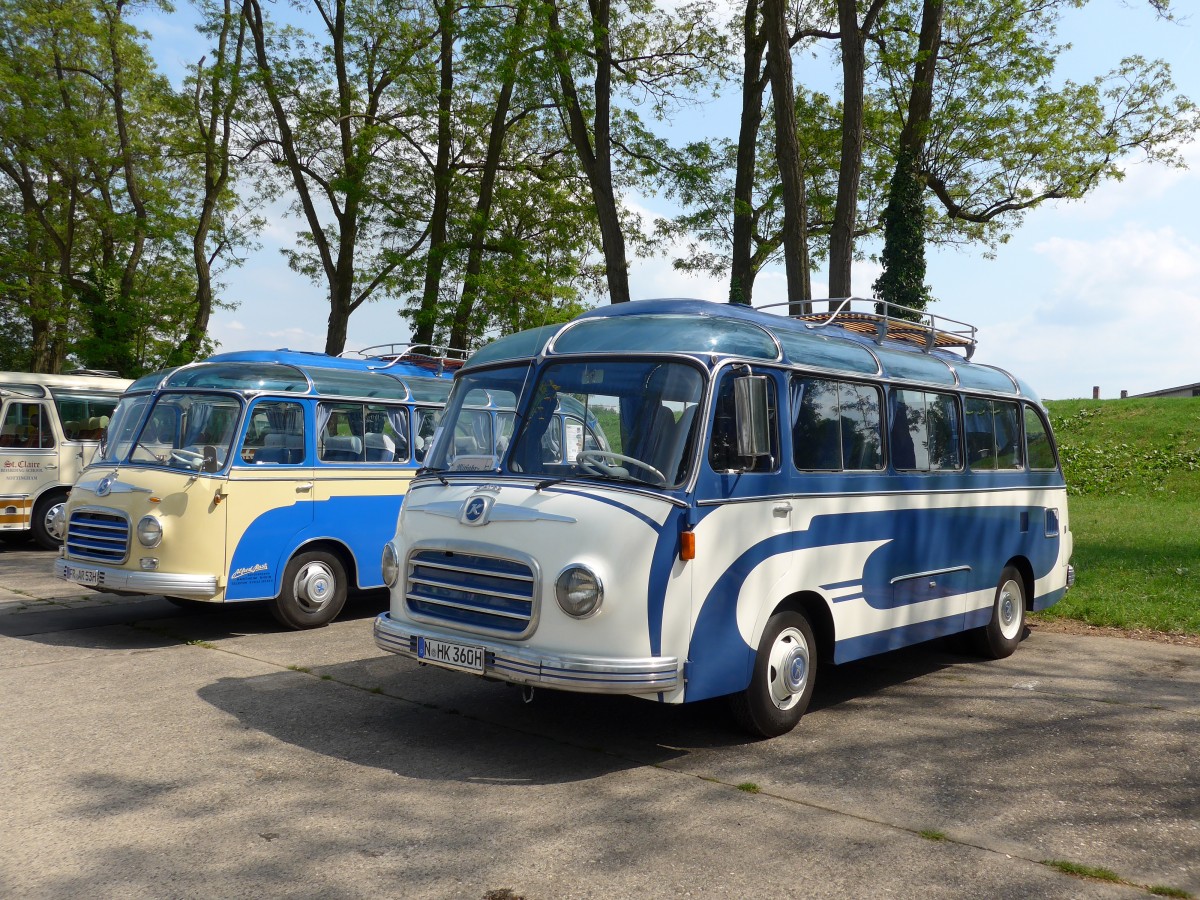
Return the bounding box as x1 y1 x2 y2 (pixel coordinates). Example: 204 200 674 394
757 297 977 360
344 343 470 376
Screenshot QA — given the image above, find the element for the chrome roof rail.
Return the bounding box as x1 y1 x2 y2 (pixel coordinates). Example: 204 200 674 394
755 297 978 360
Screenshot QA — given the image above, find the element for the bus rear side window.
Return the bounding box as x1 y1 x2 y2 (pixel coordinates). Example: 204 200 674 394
890 389 961 472
1024 405 1057 470
791 377 883 471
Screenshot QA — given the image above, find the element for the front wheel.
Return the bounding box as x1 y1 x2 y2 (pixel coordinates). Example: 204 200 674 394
31 491 68 550
729 609 817 738
970 565 1026 659
269 550 348 630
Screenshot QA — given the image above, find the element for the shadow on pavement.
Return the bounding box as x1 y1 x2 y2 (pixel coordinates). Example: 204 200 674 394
0 589 388 645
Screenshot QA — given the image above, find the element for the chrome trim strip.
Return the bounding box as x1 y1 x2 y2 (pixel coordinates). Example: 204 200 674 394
889 565 972 585
696 483 1068 506
373 613 680 694
54 558 219 599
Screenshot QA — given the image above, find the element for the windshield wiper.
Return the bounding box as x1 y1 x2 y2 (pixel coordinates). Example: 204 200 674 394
415 465 449 485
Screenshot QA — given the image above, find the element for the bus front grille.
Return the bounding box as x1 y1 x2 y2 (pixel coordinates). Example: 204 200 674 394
405 549 536 637
66 510 130 563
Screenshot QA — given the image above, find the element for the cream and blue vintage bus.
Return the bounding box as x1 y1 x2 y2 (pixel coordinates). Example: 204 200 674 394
2 370 131 549
373 298 1075 736
54 347 464 628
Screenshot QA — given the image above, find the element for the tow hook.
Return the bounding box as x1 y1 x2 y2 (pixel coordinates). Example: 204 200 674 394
521 685 536 705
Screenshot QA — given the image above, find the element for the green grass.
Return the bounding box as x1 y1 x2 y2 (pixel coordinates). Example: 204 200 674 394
736 782 761 794
1042 398 1200 636
1148 886 1193 899
1042 859 1122 883
918 829 948 841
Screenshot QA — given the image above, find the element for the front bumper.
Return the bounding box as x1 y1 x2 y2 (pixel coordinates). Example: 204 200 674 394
54 558 220 600
373 612 681 694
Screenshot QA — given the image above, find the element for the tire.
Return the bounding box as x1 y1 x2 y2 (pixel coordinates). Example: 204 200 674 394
970 565 1026 659
31 491 68 551
729 609 817 738
269 550 348 630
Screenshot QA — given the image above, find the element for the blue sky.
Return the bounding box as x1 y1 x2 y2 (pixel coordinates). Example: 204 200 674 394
139 1 1199 401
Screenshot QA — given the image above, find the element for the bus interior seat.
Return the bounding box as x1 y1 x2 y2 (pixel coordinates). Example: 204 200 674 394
323 434 363 462
364 432 396 462
256 432 304 464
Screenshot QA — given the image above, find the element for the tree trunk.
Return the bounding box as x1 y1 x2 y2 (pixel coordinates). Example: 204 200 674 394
762 0 810 315
874 0 944 314
548 0 630 304
177 0 245 365
828 0 885 307
449 4 527 352
730 0 766 306
413 0 456 347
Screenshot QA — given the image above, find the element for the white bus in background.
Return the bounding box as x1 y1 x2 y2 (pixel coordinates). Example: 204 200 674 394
1 370 132 549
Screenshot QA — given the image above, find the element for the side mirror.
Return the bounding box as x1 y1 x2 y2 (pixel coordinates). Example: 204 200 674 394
733 375 771 458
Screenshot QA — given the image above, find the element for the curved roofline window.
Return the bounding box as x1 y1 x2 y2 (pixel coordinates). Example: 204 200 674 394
551 314 779 360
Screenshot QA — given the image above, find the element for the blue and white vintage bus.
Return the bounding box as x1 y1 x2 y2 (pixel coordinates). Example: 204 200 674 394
374 298 1075 736
54 347 465 628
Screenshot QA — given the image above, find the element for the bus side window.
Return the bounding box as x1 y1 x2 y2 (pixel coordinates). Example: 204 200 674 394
892 389 961 472
710 372 777 473
993 401 1023 470
0 402 53 449
365 404 408 463
414 408 440 462
246 401 306 465
1025 405 1057 470
966 398 1023 471
318 402 366 463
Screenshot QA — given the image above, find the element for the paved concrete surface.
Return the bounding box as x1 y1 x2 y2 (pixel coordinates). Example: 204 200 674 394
2 539 1197 899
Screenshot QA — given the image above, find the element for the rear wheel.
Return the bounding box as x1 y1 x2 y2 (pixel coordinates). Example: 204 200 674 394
269 550 347 630
729 609 817 738
970 565 1026 659
31 491 68 550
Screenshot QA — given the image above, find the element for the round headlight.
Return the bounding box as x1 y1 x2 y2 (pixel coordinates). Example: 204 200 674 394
381 542 401 589
555 565 603 618
136 515 163 548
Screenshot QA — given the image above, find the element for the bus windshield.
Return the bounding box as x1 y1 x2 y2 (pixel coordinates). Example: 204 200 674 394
430 360 705 488
113 391 243 473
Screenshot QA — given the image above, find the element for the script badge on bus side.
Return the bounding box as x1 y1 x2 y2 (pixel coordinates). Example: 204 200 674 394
417 636 486 674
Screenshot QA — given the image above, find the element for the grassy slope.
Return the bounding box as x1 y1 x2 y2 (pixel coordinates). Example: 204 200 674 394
1042 398 1200 634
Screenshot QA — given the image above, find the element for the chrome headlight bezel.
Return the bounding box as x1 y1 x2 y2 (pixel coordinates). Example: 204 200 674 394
381 541 401 589
136 515 163 548
555 564 603 619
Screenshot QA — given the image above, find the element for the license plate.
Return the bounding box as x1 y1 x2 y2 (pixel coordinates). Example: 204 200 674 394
62 564 100 586
417 636 486 673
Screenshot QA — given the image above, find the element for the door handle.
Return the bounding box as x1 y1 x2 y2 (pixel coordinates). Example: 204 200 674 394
296 482 313 493
773 502 792 517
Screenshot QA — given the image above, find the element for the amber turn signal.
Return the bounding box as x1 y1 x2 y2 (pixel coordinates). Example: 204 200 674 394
680 531 696 561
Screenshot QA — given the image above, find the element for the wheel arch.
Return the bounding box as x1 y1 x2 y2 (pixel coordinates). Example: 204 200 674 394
289 537 358 591
772 590 835 669
1005 555 1035 610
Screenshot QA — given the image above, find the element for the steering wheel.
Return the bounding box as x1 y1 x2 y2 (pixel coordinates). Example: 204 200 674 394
171 448 205 468
577 450 666 485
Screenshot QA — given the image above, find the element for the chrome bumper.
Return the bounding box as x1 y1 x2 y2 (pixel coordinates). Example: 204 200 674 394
373 612 681 694
55 559 220 600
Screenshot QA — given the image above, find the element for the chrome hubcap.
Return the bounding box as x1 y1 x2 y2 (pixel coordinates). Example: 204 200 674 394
294 561 335 613
998 579 1023 640
44 502 66 542
767 626 810 711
